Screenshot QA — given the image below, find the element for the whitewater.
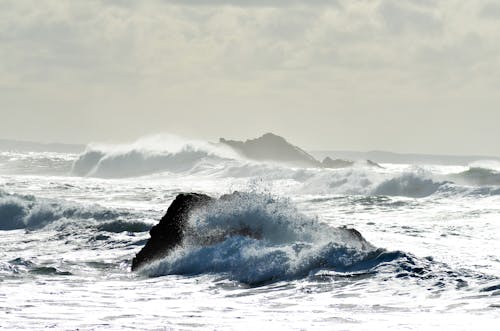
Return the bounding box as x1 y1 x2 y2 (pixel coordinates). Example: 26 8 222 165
1 135 499 330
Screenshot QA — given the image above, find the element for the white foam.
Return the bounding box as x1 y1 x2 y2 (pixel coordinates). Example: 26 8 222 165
141 192 379 284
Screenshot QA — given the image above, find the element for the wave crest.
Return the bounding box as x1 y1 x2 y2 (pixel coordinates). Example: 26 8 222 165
373 172 446 198
451 167 500 186
0 190 130 231
71 135 240 178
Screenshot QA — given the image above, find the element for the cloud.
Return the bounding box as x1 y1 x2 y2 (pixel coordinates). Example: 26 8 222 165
1 0 500 154
378 0 442 34
161 0 339 7
480 2 500 20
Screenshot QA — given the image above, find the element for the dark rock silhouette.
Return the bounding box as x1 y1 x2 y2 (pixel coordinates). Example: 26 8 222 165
366 159 384 168
220 133 321 168
131 193 213 271
220 133 382 169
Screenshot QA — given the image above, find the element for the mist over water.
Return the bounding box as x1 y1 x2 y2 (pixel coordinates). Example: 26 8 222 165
1 134 499 330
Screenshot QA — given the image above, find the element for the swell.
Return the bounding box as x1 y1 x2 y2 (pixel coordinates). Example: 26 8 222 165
450 167 500 186
0 151 75 175
0 189 150 231
71 135 240 178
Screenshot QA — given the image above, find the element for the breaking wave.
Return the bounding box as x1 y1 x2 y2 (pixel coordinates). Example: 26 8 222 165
71 135 240 178
139 191 491 285
372 172 446 198
140 192 404 284
68 135 500 198
0 190 143 231
450 167 500 186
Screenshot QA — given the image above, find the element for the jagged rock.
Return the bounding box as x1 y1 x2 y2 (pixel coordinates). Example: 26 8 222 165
131 193 213 271
220 133 321 168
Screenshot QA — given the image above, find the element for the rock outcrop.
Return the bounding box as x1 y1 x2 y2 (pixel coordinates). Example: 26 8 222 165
220 133 321 168
219 133 383 169
131 193 213 271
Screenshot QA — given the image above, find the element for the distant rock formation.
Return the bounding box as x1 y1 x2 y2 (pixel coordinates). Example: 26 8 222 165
219 133 382 169
220 133 321 168
131 193 213 271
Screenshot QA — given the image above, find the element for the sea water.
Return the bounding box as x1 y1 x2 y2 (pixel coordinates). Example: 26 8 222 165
0 137 499 330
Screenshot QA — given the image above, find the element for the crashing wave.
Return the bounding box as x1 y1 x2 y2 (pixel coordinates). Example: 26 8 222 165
299 168 448 198
372 172 447 198
137 191 405 284
137 191 489 287
450 167 500 186
0 189 140 231
71 135 241 178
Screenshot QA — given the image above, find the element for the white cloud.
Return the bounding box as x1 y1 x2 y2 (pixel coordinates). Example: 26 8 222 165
480 2 500 20
0 0 499 154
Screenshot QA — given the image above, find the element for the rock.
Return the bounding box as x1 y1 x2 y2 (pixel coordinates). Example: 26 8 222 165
220 133 321 168
322 157 354 168
366 159 384 168
219 133 382 170
131 193 213 271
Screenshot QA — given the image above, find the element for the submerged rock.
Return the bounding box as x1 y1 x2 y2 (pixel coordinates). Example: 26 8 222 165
131 193 213 271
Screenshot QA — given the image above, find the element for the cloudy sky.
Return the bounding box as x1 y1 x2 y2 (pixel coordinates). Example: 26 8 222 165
1 0 499 155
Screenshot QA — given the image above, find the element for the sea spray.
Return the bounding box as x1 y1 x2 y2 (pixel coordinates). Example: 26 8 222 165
140 191 385 284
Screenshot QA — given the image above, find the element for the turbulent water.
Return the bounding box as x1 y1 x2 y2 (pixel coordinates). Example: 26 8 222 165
1 136 499 330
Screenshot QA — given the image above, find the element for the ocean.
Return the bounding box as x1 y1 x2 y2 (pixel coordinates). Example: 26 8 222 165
1 135 499 330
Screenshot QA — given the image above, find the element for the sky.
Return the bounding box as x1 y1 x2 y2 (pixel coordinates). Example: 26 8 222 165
1 0 499 155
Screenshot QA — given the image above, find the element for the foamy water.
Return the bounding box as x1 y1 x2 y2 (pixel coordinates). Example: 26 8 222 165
0 137 499 330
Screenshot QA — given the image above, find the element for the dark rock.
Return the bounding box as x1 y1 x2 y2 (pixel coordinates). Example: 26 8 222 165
367 159 384 168
131 193 213 271
220 133 321 168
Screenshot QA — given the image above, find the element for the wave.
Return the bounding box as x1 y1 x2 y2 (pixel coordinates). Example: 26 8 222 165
71 135 241 178
0 190 137 231
450 167 500 186
138 191 490 287
372 172 447 198
68 134 500 198
139 192 401 284
298 168 450 198
96 220 152 233
0 151 75 175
